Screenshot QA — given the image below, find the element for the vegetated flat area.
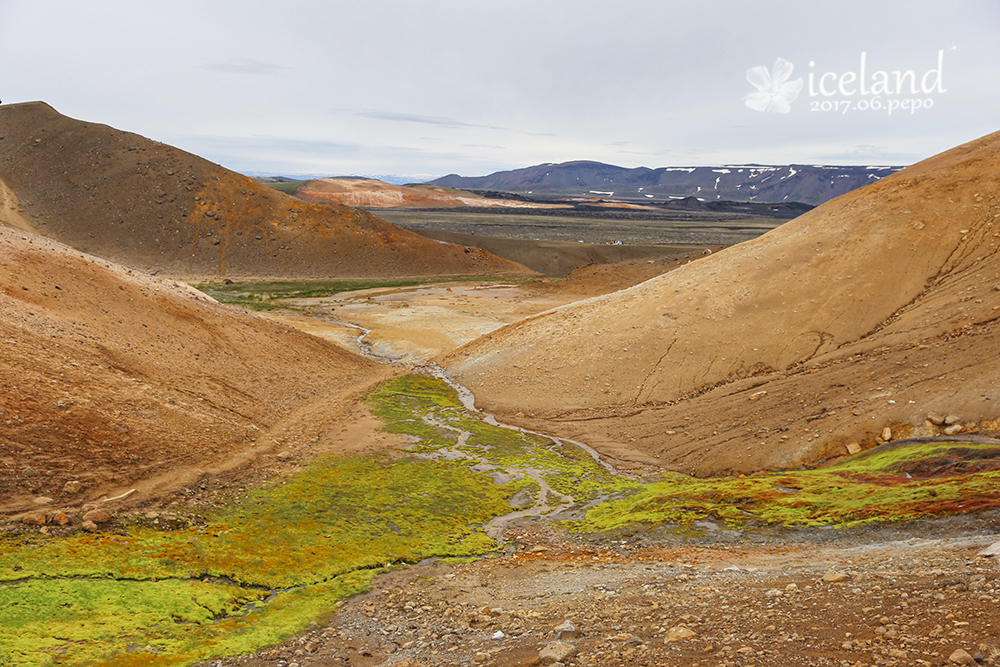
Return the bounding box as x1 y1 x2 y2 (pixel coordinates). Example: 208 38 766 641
375 206 781 276
377 206 785 246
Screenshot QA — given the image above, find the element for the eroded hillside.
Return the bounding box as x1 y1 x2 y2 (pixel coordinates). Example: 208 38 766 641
443 131 1000 475
0 102 535 280
0 223 390 512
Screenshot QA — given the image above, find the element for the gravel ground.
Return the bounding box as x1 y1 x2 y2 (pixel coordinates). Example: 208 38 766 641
204 520 1000 667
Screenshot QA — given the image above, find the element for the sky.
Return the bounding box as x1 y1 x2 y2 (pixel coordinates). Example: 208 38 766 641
2 1 998 181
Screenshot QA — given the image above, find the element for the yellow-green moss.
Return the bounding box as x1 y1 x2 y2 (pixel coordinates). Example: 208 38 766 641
572 441 1000 533
0 450 512 666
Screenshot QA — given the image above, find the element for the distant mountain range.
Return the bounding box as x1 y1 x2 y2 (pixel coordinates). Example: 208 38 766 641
427 161 905 206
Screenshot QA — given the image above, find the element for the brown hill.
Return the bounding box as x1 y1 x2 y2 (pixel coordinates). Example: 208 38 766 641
0 102 535 280
443 131 1000 476
0 222 391 513
295 178 564 209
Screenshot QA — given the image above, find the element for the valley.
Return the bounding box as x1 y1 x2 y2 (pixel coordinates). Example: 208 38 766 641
1 102 999 667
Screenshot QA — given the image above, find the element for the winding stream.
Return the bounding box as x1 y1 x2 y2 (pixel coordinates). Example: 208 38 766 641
307 314 624 543
413 363 630 544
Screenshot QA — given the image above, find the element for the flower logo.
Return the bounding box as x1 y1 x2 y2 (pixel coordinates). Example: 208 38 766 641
744 58 803 114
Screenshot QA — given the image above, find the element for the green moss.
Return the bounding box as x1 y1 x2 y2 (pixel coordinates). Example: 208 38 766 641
571 441 1000 533
366 376 641 506
0 457 508 589
0 571 378 667
0 448 512 666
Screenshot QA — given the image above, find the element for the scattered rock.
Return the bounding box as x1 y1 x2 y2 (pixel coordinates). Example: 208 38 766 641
663 626 697 643
845 442 862 455
52 512 71 525
949 648 976 665
945 414 961 425
62 480 83 493
21 512 47 526
81 520 99 532
822 570 850 583
83 509 111 524
277 451 292 462
944 424 964 435
553 620 579 639
927 412 946 426
881 427 892 442
538 640 576 665
33 496 54 506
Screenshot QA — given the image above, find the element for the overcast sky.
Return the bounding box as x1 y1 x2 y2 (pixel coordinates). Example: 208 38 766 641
2 1 998 180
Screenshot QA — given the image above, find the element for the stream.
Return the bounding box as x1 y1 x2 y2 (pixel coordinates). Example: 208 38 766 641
415 363 630 544
311 314 625 543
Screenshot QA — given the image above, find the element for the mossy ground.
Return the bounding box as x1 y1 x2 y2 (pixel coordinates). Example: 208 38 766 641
3 375 998 665
0 436 514 665
572 440 1000 533
366 375 642 504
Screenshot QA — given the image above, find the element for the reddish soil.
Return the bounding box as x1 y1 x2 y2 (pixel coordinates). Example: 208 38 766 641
0 223 393 514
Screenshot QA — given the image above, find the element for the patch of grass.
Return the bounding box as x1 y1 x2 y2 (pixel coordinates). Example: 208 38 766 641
1 458 509 589
0 572 377 667
262 181 302 195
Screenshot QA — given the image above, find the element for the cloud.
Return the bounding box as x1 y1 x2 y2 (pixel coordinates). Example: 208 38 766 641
351 110 479 129
338 109 555 137
183 134 484 175
200 58 290 75
193 136 365 155
811 144 920 163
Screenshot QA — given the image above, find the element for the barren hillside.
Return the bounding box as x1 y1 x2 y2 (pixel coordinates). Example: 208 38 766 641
295 178 562 209
0 222 390 513
444 131 1000 475
0 102 535 280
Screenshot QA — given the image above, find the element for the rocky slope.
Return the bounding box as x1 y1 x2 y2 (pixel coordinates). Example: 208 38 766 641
0 102 535 280
429 161 904 206
0 221 390 513
443 131 1000 475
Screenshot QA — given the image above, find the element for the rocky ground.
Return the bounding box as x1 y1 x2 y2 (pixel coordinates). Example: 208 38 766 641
205 518 1000 667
